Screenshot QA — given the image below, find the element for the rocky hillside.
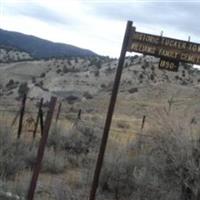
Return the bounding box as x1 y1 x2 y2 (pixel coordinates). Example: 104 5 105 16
0 55 200 103
0 29 97 59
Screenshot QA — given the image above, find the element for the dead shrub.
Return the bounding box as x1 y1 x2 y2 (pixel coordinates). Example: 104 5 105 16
42 149 66 174
116 120 130 129
0 127 37 178
100 110 200 200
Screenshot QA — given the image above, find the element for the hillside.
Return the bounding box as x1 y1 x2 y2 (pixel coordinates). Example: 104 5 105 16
0 55 200 102
1 56 200 200
0 29 97 59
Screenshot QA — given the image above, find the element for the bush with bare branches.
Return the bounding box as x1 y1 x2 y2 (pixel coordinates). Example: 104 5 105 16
100 110 200 200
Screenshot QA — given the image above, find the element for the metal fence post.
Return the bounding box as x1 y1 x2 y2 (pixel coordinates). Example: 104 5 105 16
77 109 81 120
11 110 20 127
39 108 44 136
33 98 43 139
141 115 146 130
27 96 57 200
56 102 62 122
17 94 27 139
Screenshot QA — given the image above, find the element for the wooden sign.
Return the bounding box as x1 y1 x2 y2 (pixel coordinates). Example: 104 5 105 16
159 58 179 71
127 27 200 71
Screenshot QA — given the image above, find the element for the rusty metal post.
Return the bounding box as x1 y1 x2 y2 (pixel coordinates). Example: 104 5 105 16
27 96 57 200
11 110 20 126
89 21 133 200
56 102 62 122
39 108 44 136
77 109 81 120
141 115 146 130
17 94 27 139
33 98 43 139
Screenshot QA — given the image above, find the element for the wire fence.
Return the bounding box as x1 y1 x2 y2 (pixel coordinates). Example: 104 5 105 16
3 90 196 200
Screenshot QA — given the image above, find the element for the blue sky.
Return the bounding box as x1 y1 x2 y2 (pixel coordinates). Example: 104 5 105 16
0 0 200 57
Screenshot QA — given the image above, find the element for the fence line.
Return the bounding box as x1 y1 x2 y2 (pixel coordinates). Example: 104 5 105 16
27 96 57 200
33 98 44 139
17 94 27 139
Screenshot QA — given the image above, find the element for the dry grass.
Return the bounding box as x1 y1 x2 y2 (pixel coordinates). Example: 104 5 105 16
1 94 200 200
